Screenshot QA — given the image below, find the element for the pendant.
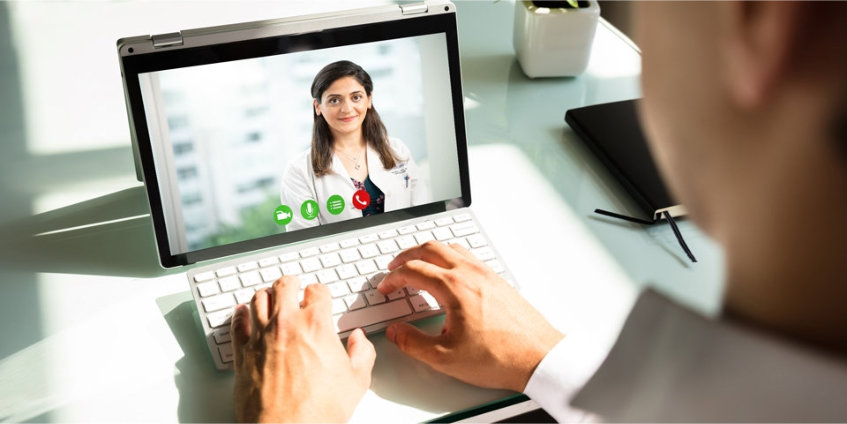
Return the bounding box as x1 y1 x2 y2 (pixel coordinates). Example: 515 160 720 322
354 164 361 170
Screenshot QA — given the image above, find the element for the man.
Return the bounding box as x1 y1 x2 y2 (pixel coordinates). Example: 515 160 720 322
228 2 847 422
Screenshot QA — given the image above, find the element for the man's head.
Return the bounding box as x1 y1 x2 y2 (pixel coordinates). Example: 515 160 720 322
634 2 847 350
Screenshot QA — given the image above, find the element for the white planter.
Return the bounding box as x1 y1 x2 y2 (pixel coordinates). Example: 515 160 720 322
513 0 601 78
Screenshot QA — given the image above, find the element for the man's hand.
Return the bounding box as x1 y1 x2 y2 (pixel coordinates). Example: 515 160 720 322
231 277 376 423
378 241 563 393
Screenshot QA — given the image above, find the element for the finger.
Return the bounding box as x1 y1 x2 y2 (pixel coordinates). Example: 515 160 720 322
447 242 476 260
378 259 452 304
250 288 272 339
271 276 301 318
385 323 441 365
346 328 377 387
301 283 332 320
230 304 251 367
388 240 461 271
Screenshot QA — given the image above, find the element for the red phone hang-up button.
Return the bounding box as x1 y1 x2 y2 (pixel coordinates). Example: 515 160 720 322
352 189 370 210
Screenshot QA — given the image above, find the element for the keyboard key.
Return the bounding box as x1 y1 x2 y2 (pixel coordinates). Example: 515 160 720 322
435 217 454 226
258 257 279 268
359 233 379 244
340 237 359 248
368 272 388 289
387 289 406 300
340 248 361 263
468 234 488 248
378 229 398 239
234 288 255 304
332 298 348 314
347 276 370 292
453 213 472 222
486 259 505 274
358 244 380 258
207 308 234 328
364 289 386 305
375 255 393 271
300 257 321 273
406 287 421 295
326 282 349 298
317 269 339 284
416 220 435 231
414 231 434 244
219 343 234 363
278 252 299 263
216 266 237 278
410 292 440 312
300 247 320 258
355 260 377 275
203 293 236 313
260 267 282 283
377 239 399 254
196 281 219 298
300 273 318 286
334 300 412 333
194 271 215 283
281 262 302 276
237 261 258 272
433 227 453 241
471 247 496 261
213 326 232 344
398 225 417 235
396 235 416 250
450 222 479 237
449 238 470 250
336 264 358 280
218 276 241 292
320 242 340 253
344 294 367 310
240 271 261 287
319 253 341 268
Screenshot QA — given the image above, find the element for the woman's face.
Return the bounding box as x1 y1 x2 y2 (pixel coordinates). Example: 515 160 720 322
314 76 372 139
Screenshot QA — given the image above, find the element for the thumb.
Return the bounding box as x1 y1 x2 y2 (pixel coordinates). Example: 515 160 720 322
386 323 440 364
346 328 376 386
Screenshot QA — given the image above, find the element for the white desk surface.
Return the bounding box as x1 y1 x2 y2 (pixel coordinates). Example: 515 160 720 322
0 1 724 422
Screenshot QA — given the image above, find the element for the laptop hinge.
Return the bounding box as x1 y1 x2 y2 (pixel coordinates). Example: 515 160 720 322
400 3 428 15
152 32 184 49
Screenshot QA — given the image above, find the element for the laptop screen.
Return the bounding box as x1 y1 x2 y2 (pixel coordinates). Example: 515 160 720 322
120 10 469 266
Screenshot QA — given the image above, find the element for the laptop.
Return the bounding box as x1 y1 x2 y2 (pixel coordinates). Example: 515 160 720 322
117 0 516 370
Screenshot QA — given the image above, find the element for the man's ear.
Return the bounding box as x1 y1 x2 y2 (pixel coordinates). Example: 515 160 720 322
313 99 321 116
724 1 806 109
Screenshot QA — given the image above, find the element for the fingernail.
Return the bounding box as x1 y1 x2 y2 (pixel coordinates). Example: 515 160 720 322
385 325 396 343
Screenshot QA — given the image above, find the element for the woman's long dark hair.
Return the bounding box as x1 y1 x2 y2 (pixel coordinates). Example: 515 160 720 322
310 60 398 177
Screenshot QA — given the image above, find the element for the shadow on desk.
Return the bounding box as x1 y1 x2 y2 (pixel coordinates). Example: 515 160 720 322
0 186 171 278
158 292 235 423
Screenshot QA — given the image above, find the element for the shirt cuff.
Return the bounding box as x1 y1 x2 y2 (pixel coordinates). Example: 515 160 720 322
524 332 607 422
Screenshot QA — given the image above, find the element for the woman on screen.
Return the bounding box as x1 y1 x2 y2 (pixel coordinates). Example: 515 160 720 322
280 60 429 231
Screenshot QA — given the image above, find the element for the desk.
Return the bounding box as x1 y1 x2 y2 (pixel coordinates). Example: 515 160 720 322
0 1 724 421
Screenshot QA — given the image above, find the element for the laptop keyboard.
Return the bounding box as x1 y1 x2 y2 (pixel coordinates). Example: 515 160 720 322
187 211 511 369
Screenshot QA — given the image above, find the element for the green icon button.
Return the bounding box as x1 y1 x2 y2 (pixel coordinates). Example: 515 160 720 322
301 199 319 220
274 205 293 226
327 194 345 215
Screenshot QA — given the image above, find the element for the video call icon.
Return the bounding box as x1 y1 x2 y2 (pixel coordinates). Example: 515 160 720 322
301 199 319 220
273 205 293 226
326 194 345 215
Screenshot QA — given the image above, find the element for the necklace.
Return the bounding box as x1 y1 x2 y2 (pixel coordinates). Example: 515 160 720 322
337 149 364 170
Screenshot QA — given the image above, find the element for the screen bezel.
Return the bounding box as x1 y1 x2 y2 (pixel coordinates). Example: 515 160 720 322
120 13 470 267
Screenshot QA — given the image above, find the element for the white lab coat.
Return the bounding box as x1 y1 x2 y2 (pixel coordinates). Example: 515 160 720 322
280 137 430 231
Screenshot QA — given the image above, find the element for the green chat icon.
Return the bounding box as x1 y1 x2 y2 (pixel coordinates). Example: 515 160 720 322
326 194 345 215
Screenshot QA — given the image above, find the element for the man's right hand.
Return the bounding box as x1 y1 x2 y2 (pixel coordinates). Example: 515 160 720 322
377 241 564 393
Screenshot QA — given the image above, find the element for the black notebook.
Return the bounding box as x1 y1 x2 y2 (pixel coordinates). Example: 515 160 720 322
565 99 683 221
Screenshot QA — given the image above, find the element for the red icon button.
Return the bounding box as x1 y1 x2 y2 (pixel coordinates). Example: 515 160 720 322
352 190 370 210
